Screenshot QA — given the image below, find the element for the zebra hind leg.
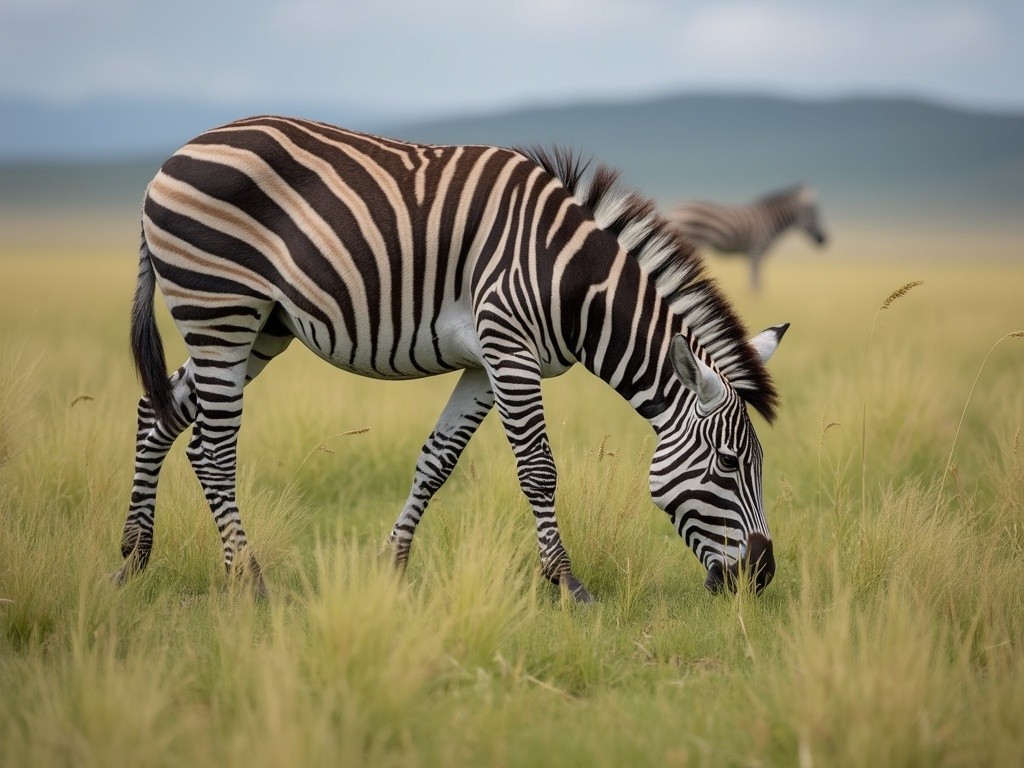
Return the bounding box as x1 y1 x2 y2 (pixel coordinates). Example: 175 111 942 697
116 320 292 590
387 368 494 569
115 362 197 585
182 308 282 597
186 362 263 595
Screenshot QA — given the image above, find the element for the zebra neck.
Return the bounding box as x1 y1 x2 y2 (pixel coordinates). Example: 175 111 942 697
759 195 799 232
571 257 681 422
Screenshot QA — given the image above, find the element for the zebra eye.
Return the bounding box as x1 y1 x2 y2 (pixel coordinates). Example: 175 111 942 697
717 452 739 472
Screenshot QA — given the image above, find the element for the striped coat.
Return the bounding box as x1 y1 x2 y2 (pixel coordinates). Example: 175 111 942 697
118 116 788 600
666 185 827 291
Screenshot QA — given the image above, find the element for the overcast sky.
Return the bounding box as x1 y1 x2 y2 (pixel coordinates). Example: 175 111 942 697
2 0 1023 117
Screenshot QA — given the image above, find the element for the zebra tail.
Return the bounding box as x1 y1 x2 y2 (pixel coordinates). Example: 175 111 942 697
130 234 175 425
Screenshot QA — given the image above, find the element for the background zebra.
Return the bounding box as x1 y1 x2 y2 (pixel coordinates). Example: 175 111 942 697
665 185 827 291
118 116 789 601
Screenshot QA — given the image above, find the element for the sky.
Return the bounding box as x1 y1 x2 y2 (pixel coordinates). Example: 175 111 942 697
1 0 1023 118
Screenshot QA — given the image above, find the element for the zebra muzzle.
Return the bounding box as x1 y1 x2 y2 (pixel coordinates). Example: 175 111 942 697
704 533 775 595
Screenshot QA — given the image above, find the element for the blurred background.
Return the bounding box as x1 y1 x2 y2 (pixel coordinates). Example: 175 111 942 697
1 0 1022 261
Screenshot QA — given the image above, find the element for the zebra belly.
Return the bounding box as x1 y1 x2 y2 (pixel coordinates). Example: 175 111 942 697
277 300 487 380
539 357 574 378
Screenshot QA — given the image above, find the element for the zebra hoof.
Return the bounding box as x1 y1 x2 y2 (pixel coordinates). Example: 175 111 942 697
227 552 268 600
226 571 269 601
253 576 269 601
112 549 150 587
383 534 411 573
110 565 130 588
561 574 594 604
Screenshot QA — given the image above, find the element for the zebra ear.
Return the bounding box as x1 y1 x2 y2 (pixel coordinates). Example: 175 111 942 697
670 334 725 412
748 323 790 364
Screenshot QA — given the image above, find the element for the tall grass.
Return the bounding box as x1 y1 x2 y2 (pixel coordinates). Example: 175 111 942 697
861 280 924 510
937 330 1024 513
2 250 1023 765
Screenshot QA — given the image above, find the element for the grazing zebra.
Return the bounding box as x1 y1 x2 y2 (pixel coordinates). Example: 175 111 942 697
117 116 789 601
665 185 827 291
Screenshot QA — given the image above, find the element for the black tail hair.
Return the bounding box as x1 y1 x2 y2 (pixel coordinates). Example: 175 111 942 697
130 234 175 425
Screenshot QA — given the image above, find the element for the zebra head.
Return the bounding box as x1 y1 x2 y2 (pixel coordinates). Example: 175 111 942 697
796 186 827 247
649 324 788 594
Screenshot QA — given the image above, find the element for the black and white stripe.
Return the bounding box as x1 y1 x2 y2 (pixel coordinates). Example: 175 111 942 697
666 185 827 291
117 116 789 599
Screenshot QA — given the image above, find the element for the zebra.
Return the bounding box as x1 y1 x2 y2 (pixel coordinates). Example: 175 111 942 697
665 185 827 291
116 115 790 602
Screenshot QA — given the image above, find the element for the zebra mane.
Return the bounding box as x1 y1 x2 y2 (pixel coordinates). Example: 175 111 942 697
756 184 809 206
520 145 779 423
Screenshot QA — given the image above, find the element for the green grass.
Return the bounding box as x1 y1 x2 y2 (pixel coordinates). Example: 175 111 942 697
1 245 1023 767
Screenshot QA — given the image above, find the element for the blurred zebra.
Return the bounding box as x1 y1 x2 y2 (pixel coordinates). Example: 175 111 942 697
666 185 827 291
117 116 789 601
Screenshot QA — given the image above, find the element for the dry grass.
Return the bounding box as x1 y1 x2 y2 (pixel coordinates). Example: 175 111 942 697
1 247 1023 766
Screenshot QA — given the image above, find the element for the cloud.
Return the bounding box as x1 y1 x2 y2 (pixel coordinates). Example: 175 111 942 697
267 0 642 43
659 2 1005 100
0 0 1019 112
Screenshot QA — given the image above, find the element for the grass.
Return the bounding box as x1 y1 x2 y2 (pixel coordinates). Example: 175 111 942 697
1 243 1023 767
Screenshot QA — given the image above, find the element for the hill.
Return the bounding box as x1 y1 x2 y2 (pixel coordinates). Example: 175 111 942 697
1 93 1022 235
0 96 398 161
391 93 1024 226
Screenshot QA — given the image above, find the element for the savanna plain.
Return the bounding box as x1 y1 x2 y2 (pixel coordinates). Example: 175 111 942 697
1 231 1023 767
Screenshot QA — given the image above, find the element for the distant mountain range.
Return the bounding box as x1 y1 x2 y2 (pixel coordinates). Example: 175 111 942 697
2 93 1023 230
0 96 403 160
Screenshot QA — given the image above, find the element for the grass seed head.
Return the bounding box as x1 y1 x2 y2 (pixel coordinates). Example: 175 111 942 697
879 281 924 310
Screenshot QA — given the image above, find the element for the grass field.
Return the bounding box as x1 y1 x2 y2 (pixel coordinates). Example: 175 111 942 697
1 241 1023 767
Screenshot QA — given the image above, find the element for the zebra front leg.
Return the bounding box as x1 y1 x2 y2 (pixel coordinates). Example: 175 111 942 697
750 250 765 293
388 368 494 569
483 348 593 603
115 362 196 585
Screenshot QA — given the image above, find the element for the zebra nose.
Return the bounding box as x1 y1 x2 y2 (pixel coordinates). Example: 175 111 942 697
745 533 775 593
704 535 775 595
